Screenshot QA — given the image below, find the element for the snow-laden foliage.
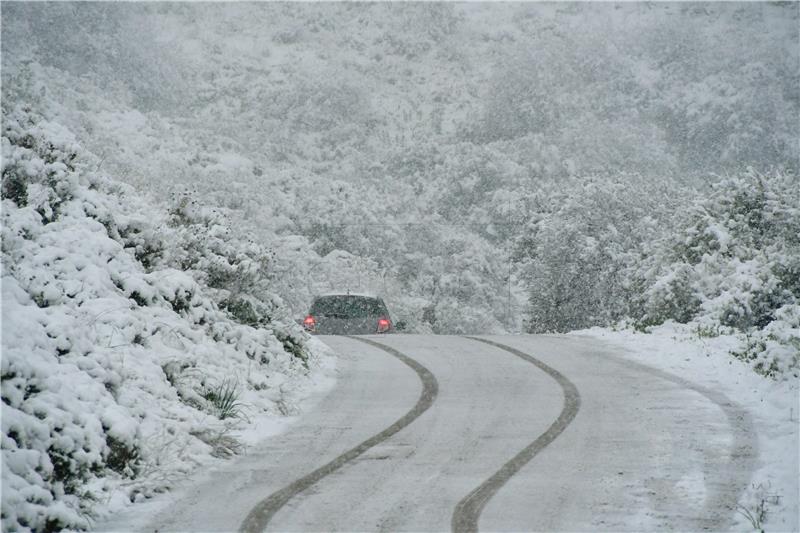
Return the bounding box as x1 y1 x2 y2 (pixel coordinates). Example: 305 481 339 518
637 173 800 377
1 108 319 531
518 171 800 378
2 4 797 337
517 175 684 333
1 4 797 375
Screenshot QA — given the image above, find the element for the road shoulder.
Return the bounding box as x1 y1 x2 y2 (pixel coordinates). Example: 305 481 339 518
569 326 799 532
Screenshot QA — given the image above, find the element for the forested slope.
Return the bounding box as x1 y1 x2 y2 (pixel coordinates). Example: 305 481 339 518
2 4 798 361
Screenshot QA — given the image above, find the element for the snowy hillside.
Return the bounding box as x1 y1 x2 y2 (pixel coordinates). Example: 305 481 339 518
2 3 797 336
1 107 333 531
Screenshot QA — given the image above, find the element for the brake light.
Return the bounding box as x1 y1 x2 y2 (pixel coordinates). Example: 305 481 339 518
377 317 391 333
303 315 316 331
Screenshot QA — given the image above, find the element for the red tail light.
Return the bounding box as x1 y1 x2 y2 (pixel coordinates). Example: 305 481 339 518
377 317 391 333
303 315 316 331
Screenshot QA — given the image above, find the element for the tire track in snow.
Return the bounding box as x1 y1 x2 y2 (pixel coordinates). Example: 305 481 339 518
452 337 581 533
239 336 439 533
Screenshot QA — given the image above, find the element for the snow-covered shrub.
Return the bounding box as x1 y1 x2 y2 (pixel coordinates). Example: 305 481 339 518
636 172 800 377
1 107 322 531
165 194 272 298
161 192 310 363
637 263 701 329
519 176 681 333
729 304 800 379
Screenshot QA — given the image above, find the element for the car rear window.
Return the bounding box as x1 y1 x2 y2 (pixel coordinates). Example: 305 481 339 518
310 296 388 318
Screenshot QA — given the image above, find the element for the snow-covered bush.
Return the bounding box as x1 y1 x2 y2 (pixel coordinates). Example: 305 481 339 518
160 192 311 364
517 170 799 379
1 107 321 531
730 304 800 379
636 172 800 377
637 263 701 327
519 175 682 333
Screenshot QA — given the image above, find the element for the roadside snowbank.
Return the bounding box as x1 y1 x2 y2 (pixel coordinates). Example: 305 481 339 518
572 323 799 532
1 108 335 531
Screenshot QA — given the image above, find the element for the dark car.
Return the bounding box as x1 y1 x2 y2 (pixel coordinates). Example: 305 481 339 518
303 293 394 335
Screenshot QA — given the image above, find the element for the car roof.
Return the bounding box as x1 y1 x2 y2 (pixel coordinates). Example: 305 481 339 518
316 292 381 299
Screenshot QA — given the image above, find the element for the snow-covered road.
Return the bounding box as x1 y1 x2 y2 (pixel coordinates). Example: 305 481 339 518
101 334 757 532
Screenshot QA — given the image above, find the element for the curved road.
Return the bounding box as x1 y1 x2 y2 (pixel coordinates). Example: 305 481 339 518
107 334 757 532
